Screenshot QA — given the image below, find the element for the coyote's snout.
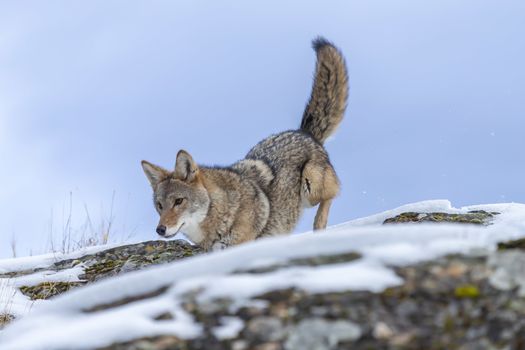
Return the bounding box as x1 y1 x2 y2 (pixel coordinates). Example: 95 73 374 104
142 37 349 251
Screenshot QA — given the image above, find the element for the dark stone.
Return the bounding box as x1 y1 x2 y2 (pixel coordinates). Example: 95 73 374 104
83 285 170 313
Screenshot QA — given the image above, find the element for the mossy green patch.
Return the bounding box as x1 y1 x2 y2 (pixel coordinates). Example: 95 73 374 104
81 259 124 281
454 284 480 298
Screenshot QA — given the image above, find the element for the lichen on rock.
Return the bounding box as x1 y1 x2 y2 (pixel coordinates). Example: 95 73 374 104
13 240 201 303
454 284 480 298
497 237 525 250
19 281 85 300
63 240 203 282
383 210 499 225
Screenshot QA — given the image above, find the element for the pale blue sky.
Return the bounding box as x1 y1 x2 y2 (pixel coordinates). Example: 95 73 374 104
1 0 524 257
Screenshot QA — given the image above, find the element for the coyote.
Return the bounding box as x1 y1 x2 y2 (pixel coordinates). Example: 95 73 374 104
142 37 348 251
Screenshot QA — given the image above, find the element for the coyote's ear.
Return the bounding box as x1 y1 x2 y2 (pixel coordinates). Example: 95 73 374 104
174 150 199 182
141 160 169 187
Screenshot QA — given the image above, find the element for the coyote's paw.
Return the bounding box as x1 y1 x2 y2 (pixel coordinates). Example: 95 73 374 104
211 241 227 251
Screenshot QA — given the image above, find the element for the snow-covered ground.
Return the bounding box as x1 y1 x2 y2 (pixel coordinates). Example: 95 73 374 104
0 244 121 320
1 200 525 349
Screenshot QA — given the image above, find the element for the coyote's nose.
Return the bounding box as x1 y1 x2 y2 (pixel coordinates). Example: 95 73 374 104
156 225 167 236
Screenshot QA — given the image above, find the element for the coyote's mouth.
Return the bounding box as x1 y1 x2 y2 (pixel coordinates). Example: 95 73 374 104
165 222 185 238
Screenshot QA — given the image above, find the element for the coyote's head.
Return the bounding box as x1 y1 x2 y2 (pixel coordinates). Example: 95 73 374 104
141 150 209 242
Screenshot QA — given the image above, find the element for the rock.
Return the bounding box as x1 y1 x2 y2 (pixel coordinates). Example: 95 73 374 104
14 240 202 301
84 285 170 313
4 205 525 349
252 343 281 350
0 240 201 328
383 210 498 225
497 237 525 250
236 252 361 274
74 240 202 282
284 318 362 350
389 331 416 347
246 317 286 342
213 317 245 340
5 248 525 349
372 321 394 340
19 281 85 300
488 250 525 296
99 336 181 350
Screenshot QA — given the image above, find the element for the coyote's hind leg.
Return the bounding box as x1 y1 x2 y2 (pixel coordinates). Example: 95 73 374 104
301 160 340 230
314 199 332 230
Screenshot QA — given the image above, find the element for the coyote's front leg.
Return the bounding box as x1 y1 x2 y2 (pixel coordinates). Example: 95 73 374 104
211 241 228 251
208 224 257 252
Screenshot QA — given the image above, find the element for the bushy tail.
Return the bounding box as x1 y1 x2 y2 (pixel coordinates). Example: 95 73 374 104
300 37 349 144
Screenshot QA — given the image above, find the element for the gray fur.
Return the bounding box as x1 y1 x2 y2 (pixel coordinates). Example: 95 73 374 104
244 131 332 235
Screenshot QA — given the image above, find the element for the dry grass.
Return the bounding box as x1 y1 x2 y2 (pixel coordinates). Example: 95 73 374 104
9 233 16 258
45 191 135 255
0 313 14 330
0 280 16 329
3 191 137 258
0 192 136 330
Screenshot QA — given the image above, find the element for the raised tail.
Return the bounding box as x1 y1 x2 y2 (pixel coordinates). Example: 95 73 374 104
300 37 349 144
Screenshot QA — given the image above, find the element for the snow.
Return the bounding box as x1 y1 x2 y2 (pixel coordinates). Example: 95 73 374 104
0 244 116 321
212 317 245 340
1 200 525 349
0 244 118 274
185 260 401 301
338 199 457 227
1 265 86 319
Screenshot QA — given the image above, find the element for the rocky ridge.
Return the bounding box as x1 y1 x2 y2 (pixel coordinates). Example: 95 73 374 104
1 202 525 350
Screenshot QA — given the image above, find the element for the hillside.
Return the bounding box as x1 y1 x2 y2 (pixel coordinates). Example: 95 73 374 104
1 200 525 349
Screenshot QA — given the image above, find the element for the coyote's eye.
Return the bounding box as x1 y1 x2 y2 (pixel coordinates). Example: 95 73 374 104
157 201 163 210
174 198 184 206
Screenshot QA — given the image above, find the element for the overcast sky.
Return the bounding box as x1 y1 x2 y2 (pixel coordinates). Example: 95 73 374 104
1 0 524 258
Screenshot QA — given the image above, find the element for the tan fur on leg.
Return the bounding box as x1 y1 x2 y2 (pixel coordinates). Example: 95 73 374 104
301 160 340 206
314 199 332 230
302 162 324 206
301 160 339 231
